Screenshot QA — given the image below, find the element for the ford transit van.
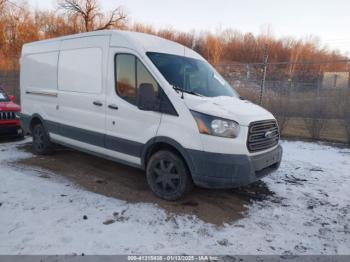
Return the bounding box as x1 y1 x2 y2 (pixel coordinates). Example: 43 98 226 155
20 30 282 200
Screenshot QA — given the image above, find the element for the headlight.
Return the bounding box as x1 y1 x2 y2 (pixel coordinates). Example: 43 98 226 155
15 112 21 119
191 110 240 138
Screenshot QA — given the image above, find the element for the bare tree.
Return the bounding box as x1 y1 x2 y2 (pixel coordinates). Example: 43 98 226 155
97 6 127 30
57 0 126 32
0 0 7 12
202 33 223 66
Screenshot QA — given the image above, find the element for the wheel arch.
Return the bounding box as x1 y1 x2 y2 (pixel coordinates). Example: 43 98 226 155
141 137 196 177
28 114 47 133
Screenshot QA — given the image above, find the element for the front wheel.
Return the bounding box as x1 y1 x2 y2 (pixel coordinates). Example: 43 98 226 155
146 150 193 201
32 123 53 155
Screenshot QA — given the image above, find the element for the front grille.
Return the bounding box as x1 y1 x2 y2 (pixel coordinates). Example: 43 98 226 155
0 111 17 121
247 120 279 152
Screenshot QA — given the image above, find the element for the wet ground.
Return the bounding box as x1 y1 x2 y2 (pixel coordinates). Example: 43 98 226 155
15 143 275 225
1 138 349 254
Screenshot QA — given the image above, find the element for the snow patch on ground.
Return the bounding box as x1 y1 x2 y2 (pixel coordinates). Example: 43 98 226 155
0 139 349 254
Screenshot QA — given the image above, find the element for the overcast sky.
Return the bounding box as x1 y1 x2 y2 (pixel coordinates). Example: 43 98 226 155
27 0 350 55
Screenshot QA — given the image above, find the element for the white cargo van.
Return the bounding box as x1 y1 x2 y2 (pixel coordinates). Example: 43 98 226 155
20 30 282 200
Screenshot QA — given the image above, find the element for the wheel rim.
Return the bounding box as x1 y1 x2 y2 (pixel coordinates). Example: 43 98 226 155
152 159 181 194
33 127 45 150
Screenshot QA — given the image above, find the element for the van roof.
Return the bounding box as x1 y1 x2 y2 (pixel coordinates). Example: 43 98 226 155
22 30 203 60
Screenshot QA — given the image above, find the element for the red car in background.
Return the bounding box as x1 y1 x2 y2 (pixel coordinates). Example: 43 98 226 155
0 87 23 139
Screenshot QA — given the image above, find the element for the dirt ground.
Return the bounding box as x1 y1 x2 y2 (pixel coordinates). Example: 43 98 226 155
13 142 275 225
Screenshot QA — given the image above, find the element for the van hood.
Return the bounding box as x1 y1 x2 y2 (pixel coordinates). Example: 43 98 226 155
184 95 274 126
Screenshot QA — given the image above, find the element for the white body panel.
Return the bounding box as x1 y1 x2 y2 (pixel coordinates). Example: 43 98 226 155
58 48 103 94
21 49 60 128
20 30 280 168
57 36 109 148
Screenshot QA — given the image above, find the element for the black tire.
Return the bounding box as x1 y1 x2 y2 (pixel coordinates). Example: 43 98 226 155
146 150 193 201
32 123 53 155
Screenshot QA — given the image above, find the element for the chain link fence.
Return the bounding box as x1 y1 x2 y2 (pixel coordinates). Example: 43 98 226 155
1 60 350 144
0 70 20 101
218 61 350 144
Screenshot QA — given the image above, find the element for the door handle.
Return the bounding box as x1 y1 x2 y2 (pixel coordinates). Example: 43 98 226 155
93 101 103 107
108 104 119 110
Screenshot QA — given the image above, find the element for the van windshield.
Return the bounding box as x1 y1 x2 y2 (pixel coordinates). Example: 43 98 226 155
147 52 238 98
0 89 10 102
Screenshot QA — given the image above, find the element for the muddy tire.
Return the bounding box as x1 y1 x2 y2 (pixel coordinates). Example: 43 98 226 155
146 150 193 201
32 123 53 155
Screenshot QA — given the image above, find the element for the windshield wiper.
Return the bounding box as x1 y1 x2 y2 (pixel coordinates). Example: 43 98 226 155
173 86 202 98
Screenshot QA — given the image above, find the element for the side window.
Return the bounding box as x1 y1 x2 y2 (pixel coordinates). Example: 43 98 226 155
115 54 159 105
137 59 158 96
116 54 137 103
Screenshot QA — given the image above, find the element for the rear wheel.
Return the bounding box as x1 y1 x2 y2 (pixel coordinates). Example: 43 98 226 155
32 123 53 155
146 150 193 201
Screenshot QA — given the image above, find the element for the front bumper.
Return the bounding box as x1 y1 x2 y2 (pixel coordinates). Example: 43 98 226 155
0 124 23 138
189 145 282 188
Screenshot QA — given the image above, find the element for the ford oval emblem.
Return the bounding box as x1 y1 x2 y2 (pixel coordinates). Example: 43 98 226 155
265 130 274 139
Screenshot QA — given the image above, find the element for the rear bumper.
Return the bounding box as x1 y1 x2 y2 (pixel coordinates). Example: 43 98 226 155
189 145 282 188
0 124 23 137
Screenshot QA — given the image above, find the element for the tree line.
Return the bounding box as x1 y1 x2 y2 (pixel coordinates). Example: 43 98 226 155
1 0 349 143
0 0 348 71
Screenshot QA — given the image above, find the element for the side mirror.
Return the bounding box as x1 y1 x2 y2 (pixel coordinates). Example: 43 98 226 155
137 83 159 111
9 95 15 101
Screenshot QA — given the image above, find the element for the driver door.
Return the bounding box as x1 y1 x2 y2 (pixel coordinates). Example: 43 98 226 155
105 48 162 166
